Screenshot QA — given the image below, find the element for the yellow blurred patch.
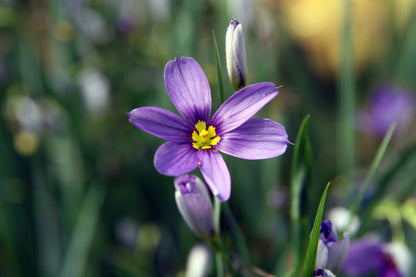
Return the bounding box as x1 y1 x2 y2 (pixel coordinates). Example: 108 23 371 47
278 0 416 76
14 130 40 156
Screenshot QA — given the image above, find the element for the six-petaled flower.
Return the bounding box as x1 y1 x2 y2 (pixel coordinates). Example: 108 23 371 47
128 56 289 201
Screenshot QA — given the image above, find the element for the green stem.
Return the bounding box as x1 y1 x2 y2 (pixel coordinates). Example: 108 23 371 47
337 0 355 192
213 31 226 103
216 252 225 277
223 203 249 264
213 197 224 277
346 124 396 233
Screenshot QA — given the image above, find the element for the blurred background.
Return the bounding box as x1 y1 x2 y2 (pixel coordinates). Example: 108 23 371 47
0 0 415 276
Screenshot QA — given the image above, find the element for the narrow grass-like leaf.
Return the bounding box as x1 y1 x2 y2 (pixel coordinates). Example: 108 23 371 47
213 31 226 103
290 115 313 277
358 127 416 235
301 182 330 277
59 183 106 277
346 123 396 233
223 202 249 265
337 0 355 191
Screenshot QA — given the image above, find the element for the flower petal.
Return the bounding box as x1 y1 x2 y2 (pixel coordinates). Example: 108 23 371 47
216 118 289 159
128 107 191 142
199 151 231 201
154 142 199 176
210 82 279 134
327 235 350 272
164 57 211 124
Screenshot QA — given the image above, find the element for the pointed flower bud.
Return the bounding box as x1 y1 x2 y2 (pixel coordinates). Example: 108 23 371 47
174 174 215 238
316 220 350 274
226 19 247 90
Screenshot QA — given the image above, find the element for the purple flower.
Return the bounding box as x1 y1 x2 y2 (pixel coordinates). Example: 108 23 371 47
314 269 336 277
343 239 411 277
129 56 289 201
316 221 350 274
358 85 415 137
174 174 215 238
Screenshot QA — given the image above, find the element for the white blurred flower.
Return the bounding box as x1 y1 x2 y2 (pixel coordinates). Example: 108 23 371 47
385 241 413 276
328 207 360 235
78 68 110 114
6 94 43 133
75 8 108 43
114 217 139 248
147 0 170 22
185 244 211 277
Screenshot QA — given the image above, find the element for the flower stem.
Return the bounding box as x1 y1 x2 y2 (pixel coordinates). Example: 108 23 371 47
216 252 225 277
346 123 396 234
337 0 355 193
213 197 224 277
213 31 226 103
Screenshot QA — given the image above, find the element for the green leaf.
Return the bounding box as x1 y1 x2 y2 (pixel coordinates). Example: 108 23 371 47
290 115 314 276
291 115 313 220
301 182 330 277
212 31 226 104
59 183 106 277
358 125 416 235
337 0 355 189
222 203 250 265
346 123 396 234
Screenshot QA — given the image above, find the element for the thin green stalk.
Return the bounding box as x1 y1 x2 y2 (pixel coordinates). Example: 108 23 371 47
337 0 355 192
358 129 416 235
213 31 226 103
59 183 106 277
346 123 396 233
223 203 249 264
216 252 225 277
212 30 226 276
213 196 224 277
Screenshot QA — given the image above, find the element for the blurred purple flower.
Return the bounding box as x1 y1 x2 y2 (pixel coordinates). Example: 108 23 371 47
174 174 215 238
129 56 289 201
358 85 415 137
343 239 412 277
316 221 350 274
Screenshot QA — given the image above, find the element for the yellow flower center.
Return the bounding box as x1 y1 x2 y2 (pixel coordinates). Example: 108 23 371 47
192 120 221 150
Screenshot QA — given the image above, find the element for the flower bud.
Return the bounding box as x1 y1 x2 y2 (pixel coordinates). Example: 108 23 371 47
316 221 350 273
174 174 215 238
225 19 247 90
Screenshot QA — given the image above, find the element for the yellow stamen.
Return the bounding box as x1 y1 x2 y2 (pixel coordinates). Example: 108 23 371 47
192 120 221 150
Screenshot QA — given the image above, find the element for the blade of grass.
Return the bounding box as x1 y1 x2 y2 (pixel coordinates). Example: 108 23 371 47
301 182 330 277
358 127 416 235
222 202 249 265
59 183 106 277
337 0 355 194
290 115 314 277
346 123 396 234
213 31 226 103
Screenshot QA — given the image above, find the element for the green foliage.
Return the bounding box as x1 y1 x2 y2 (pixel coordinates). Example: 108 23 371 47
301 183 330 277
